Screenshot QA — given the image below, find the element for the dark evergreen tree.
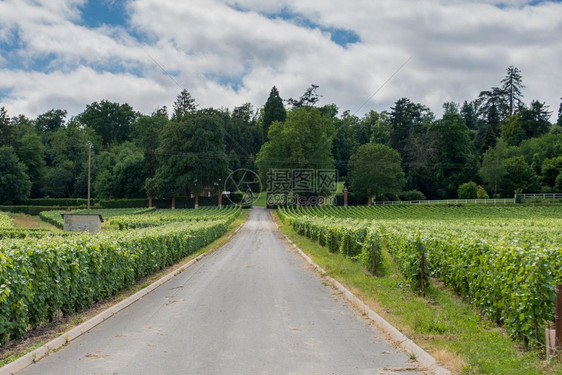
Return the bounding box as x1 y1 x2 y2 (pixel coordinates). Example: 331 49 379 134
389 98 434 196
0 107 15 147
287 84 321 108
556 98 562 126
519 100 551 138
172 89 197 121
461 101 477 130
389 98 432 155
227 103 263 170
477 87 508 122
501 65 525 116
481 123 497 153
428 111 478 197
263 86 286 137
332 111 360 177
487 104 501 137
154 106 169 118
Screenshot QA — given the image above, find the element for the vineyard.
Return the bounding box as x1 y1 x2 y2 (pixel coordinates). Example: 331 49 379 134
278 205 562 347
0 212 54 239
0 207 240 344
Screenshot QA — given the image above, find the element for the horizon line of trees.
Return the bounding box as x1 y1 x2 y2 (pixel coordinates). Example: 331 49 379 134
1 65 562 205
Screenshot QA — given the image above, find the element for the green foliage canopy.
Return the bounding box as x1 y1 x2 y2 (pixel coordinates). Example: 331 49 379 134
348 143 405 200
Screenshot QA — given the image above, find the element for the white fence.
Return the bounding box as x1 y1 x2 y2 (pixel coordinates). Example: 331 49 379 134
519 193 562 200
373 198 516 205
372 193 562 206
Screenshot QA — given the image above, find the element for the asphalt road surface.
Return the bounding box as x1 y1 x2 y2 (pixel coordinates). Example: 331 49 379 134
20 208 420 375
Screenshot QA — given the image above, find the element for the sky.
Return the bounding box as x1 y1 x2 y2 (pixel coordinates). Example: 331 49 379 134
0 0 561 120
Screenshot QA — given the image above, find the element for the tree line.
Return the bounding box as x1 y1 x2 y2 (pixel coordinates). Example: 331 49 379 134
1 66 561 205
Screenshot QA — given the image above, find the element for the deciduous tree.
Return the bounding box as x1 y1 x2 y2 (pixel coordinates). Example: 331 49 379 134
0 146 31 204
78 100 137 146
348 143 405 203
256 106 335 182
149 109 228 200
17 130 46 197
479 139 507 197
35 109 67 133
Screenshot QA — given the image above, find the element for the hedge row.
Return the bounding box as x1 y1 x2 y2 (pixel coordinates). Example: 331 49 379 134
22 198 93 207
0 205 99 216
99 199 147 208
0 219 231 343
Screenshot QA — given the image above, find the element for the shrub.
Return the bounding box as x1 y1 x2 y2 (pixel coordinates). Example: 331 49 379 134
476 185 489 199
399 190 427 201
22 198 93 207
457 182 478 199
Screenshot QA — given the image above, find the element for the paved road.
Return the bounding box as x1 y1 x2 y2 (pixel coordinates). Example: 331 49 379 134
21 208 420 375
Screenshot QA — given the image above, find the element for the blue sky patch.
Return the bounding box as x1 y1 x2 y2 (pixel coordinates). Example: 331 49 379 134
230 5 361 48
204 73 244 92
79 0 129 28
495 0 562 8
266 8 361 47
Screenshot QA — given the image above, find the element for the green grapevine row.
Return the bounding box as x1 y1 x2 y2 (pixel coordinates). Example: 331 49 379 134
0 212 14 229
0 207 240 344
110 206 239 230
279 205 562 346
38 207 157 229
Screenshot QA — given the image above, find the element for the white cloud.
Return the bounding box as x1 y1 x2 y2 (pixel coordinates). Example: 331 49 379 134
0 0 560 120
0 66 173 117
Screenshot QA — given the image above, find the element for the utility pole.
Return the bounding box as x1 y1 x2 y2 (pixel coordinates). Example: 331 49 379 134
87 142 92 214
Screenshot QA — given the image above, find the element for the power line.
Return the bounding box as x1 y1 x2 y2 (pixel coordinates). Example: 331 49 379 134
146 53 184 90
352 56 413 116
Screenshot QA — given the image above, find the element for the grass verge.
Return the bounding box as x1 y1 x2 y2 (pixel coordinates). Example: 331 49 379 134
10 213 61 231
273 211 562 375
0 209 249 368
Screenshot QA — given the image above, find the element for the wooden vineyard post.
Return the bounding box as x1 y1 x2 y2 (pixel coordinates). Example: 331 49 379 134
546 284 562 358
371 243 376 276
420 251 426 297
346 235 349 257
554 284 562 353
